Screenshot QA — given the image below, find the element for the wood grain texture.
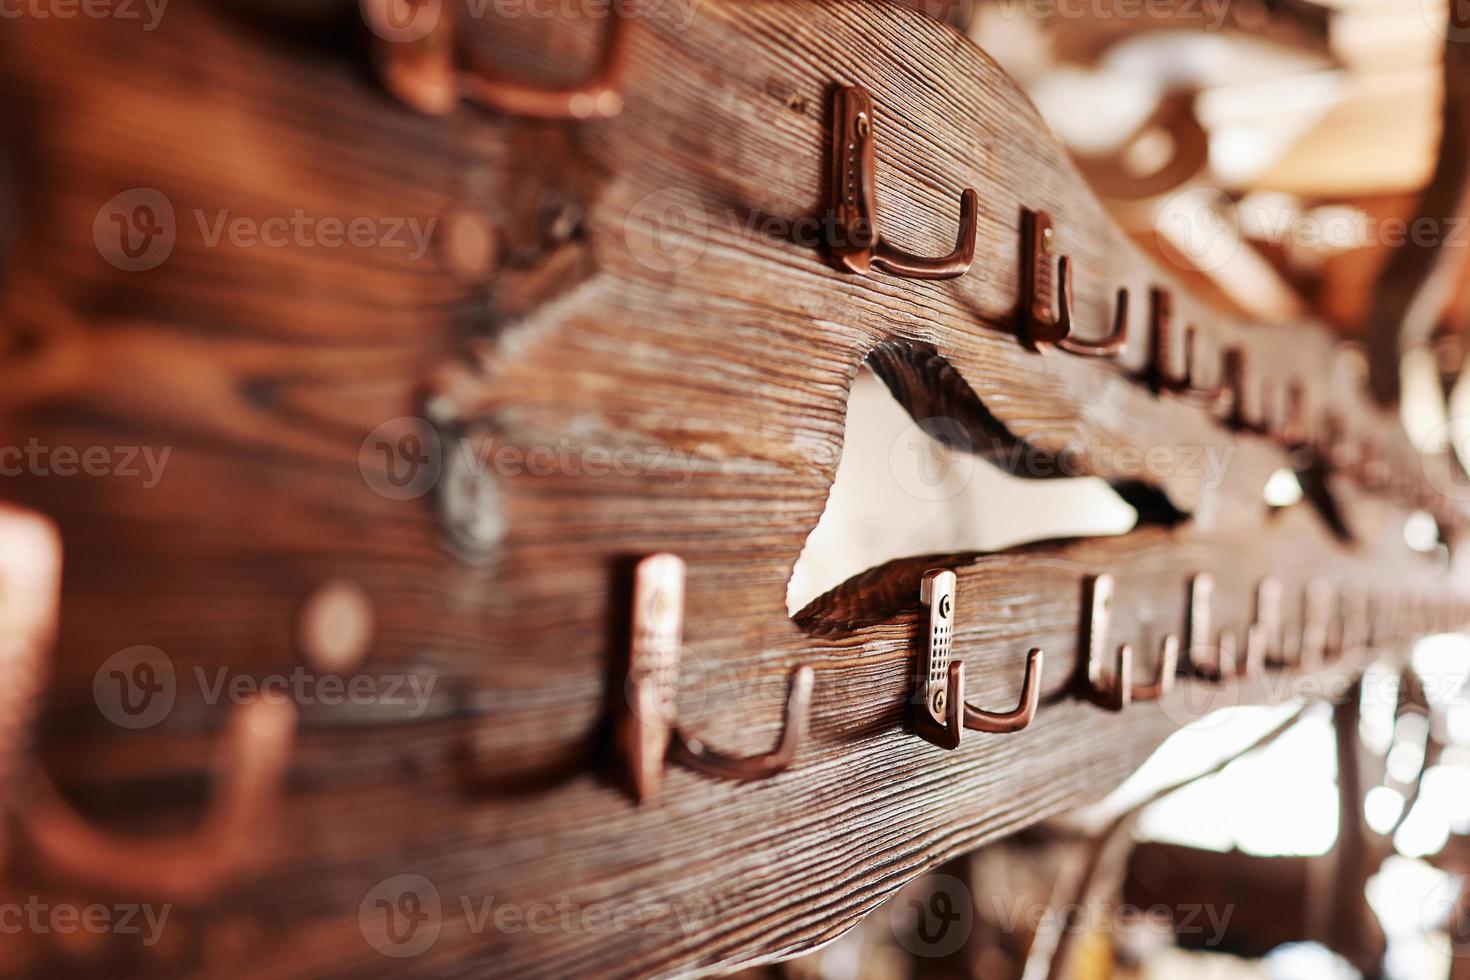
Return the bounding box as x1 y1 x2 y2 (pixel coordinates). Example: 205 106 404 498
0 2 1465 977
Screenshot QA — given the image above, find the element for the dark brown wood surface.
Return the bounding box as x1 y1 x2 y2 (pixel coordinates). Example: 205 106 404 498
0 2 1465 977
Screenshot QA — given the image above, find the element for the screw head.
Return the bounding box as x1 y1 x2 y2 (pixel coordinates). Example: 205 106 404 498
932 689 946 714
1041 226 1054 254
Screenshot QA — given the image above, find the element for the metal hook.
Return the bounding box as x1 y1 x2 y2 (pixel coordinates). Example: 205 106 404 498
1187 573 1262 682
1020 210 1129 356
1281 380 1309 448
1336 589 1369 659
24 698 297 903
619 554 812 802
1317 412 1351 472
0 506 298 903
1220 348 1276 435
829 86 978 280
371 0 628 119
1132 636 1181 701
913 570 1043 748
1079 574 1178 710
1298 579 1333 670
1190 626 1266 683
1148 289 1226 402
1255 576 1286 668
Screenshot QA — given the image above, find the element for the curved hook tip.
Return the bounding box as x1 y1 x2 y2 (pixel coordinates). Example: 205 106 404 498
670 666 813 782
963 648 1045 733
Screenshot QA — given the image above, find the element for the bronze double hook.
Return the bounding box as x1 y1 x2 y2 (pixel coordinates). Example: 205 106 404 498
371 0 629 119
1148 289 1226 402
620 554 813 803
1186 573 1265 682
912 570 1044 749
1018 211 1129 357
0 505 297 903
828 85 979 280
1078 574 1179 711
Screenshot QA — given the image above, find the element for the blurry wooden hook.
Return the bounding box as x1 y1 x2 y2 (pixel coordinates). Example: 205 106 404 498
370 0 628 119
1220 348 1274 435
1131 636 1181 702
1281 380 1309 448
829 85 978 280
1080 574 1178 710
1187 573 1263 681
1192 627 1267 682
1148 289 1226 401
0 505 297 903
24 698 297 904
1255 576 1287 668
619 554 813 802
1020 210 1129 356
914 570 1043 748
1297 579 1333 670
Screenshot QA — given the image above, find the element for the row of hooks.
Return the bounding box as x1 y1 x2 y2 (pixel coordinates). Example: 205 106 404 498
1149 291 1418 500
828 84 1442 520
370 23 1441 521
620 554 1470 801
827 83 1128 357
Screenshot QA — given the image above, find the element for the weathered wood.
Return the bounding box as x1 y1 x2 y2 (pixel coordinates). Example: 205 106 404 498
0 3 1465 977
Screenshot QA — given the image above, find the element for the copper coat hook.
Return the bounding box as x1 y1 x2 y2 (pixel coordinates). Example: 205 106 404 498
829 85 978 281
1079 574 1179 710
371 0 628 119
1147 289 1226 401
1187 573 1263 682
1020 210 1129 357
619 554 813 803
913 570 1043 749
1220 348 1276 436
0 505 298 903
25 699 297 904
1290 578 1333 671
1255 576 1286 668
1281 380 1309 448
